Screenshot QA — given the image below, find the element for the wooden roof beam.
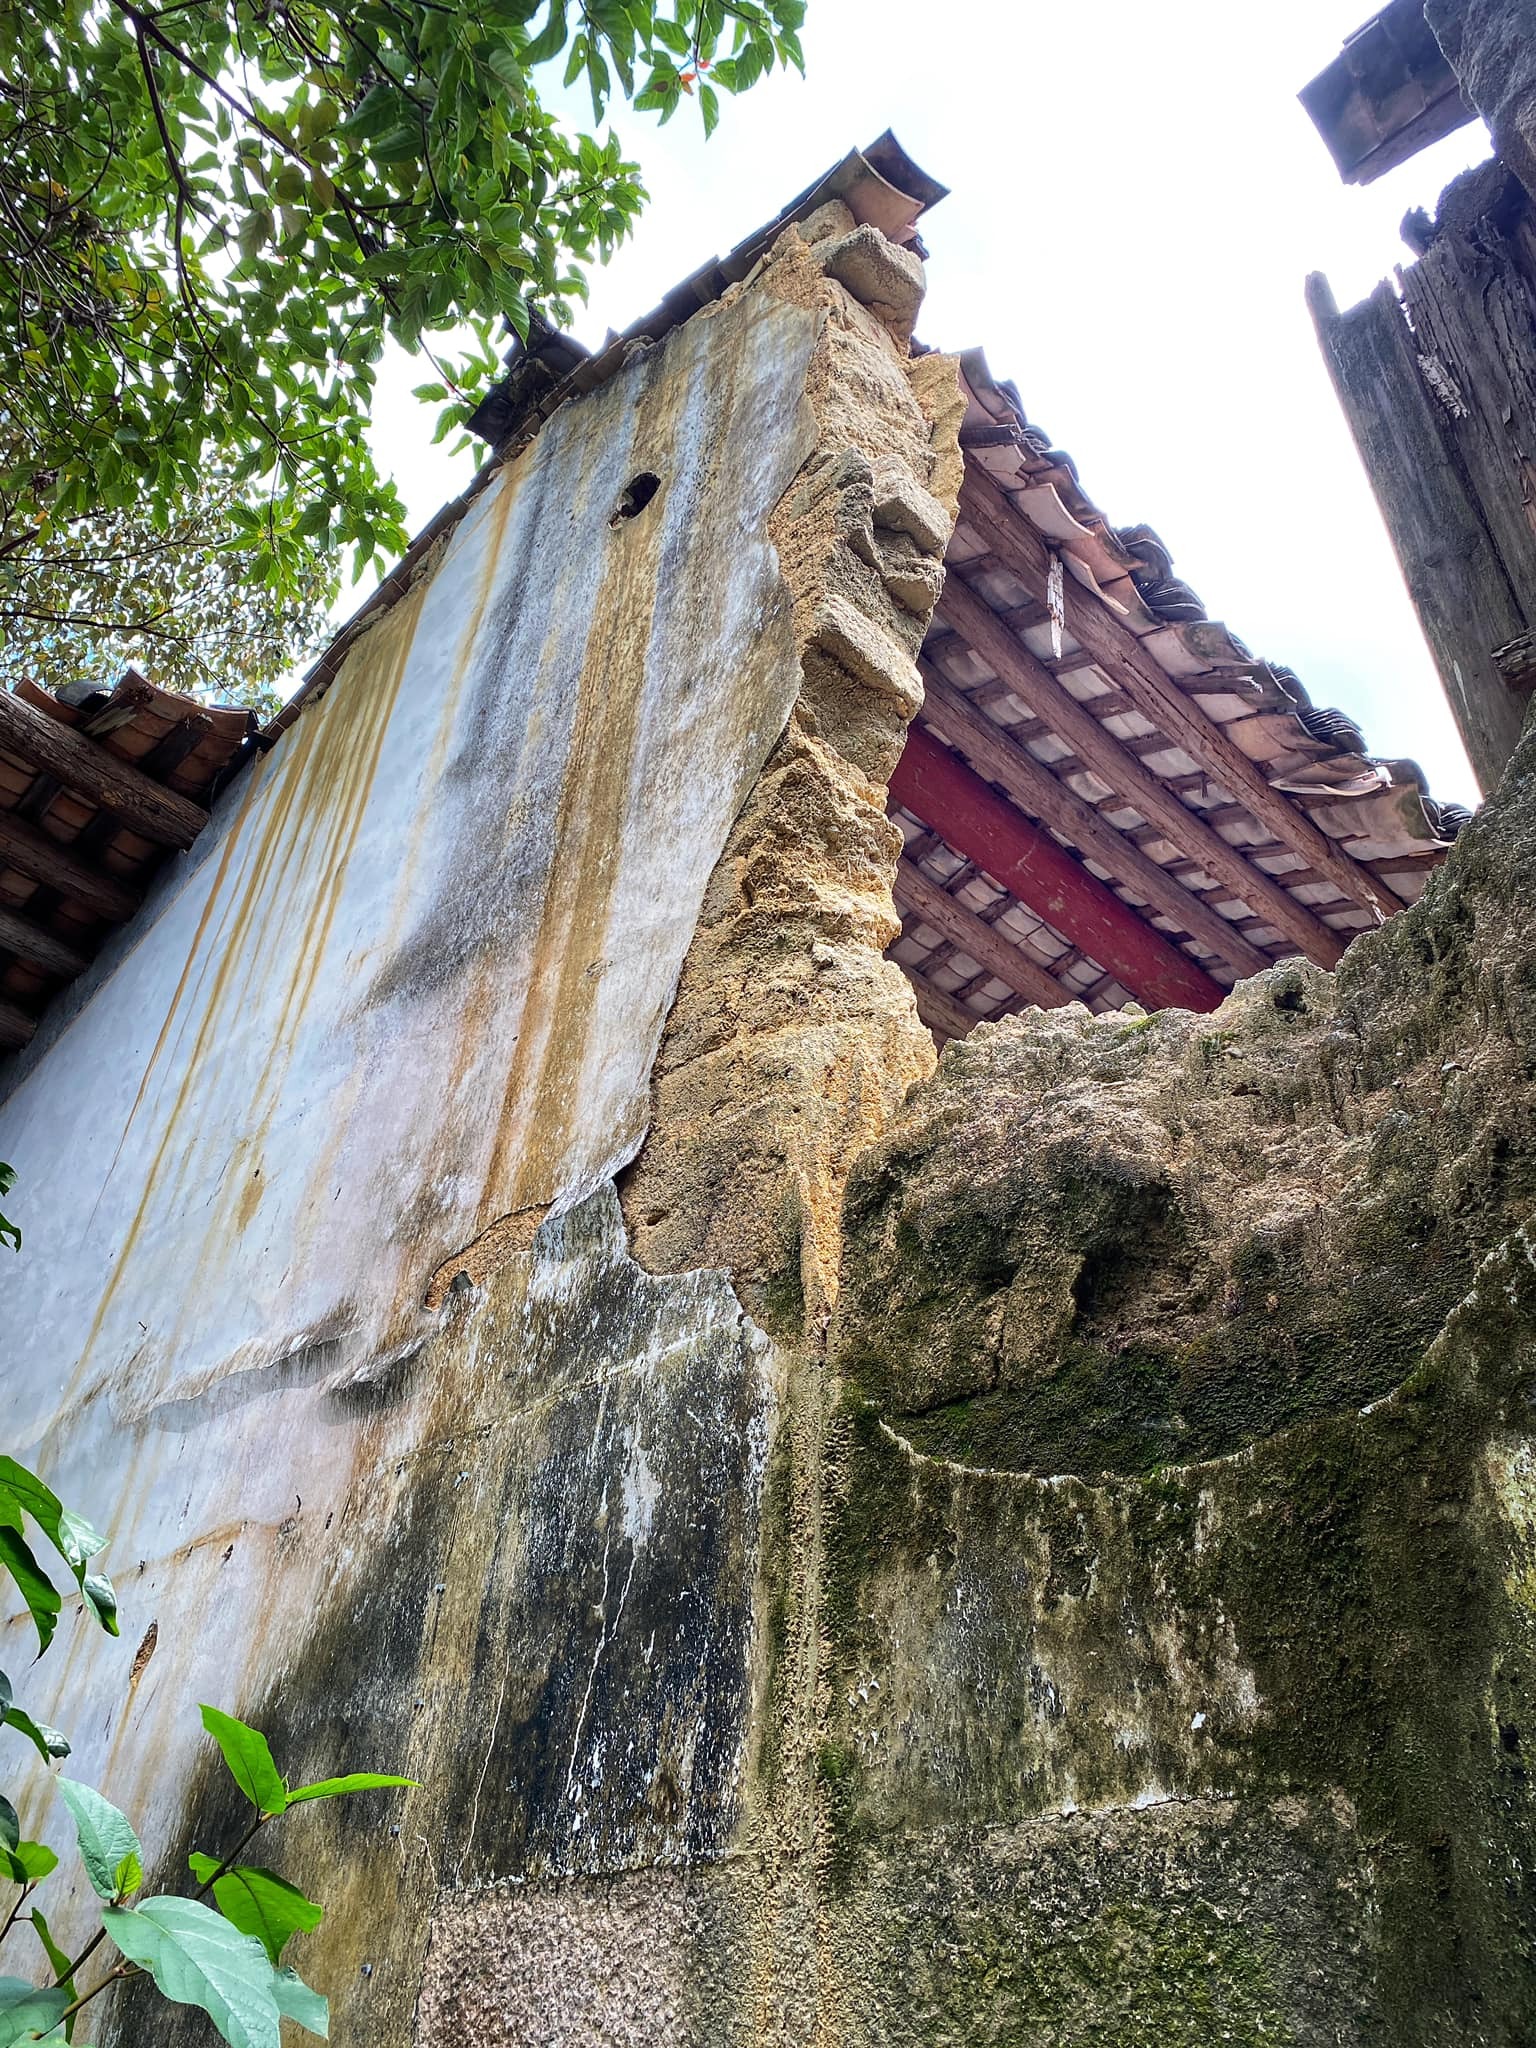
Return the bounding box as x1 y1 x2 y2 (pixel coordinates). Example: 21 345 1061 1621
0 813 141 923
0 690 208 850
933 572 1347 967
891 725 1226 1013
904 964 982 1044
896 855 1072 1011
916 668 1273 979
0 907 89 980
956 469 1397 924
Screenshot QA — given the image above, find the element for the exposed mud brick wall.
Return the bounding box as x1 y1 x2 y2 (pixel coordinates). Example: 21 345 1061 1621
621 208 959 1346
821 725 1536 2044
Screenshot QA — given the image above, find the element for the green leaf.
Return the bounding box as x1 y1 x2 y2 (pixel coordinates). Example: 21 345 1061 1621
282 1773 416 1805
0 1532 61 1657
27 1910 71 1988
0 1799 18 1855
271 1967 328 2038
0 1979 67 2047
56 1781 142 1903
102 1898 281 2048
27 1913 74 2039
5 1709 70 1763
0 1842 57 1885
190 1857 322 1967
112 1851 142 1900
199 1709 288 1817
80 1577 118 1641
0 1464 106 1581
523 0 567 65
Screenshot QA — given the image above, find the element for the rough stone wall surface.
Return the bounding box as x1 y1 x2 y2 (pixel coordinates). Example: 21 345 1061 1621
620 205 957 1347
822 723 1536 2044
1426 0 1536 203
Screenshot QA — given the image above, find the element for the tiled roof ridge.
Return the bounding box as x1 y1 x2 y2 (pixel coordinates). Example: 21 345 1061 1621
954 344 1465 844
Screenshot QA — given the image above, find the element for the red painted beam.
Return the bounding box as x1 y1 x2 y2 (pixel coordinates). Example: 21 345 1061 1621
889 724 1225 1014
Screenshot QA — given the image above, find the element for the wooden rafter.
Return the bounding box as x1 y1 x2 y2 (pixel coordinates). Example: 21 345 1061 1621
957 470 1399 923
0 813 141 923
895 855 1071 1011
917 665 1272 978
0 998 36 1051
0 689 208 850
891 725 1226 1014
905 966 984 1044
934 571 1348 968
0 908 88 979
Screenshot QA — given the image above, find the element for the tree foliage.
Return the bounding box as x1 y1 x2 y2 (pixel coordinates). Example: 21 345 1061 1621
0 0 805 704
0 485 333 711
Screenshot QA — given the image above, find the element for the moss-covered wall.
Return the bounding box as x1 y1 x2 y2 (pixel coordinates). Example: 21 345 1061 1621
821 725 1536 2044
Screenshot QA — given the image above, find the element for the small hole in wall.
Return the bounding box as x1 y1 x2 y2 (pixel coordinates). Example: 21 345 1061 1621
610 471 661 525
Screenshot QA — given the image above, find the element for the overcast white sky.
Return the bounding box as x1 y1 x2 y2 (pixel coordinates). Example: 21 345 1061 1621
364 0 1493 805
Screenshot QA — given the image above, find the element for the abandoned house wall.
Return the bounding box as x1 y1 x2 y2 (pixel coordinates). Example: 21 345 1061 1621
0 193 965 2046
0 277 835 2030
822 714 1536 2045
3 130 1536 2045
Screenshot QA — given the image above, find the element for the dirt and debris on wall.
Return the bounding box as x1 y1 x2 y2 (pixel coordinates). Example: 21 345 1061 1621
819 717 1536 2044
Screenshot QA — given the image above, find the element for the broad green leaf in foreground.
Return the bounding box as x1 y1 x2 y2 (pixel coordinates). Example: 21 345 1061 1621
0 1977 67 2046
199 1709 287 1817
103 1897 281 2048
271 1966 329 2039
0 1467 114 1635
27 1912 74 2037
0 1531 60 1657
56 1781 142 1902
80 1578 118 1641
283 1774 416 1805
0 1464 107 1583
189 1854 322 1966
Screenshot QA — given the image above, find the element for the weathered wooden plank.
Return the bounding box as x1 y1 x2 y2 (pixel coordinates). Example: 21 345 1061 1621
958 470 1398 923
1400 176 1536 650
895 856 1070 1011
1308 269 1528 794
0 907 89 979
1495 629 1536 694
0 813 140 922
891 726 1226 1014
934 571 1347 967
0 691 208 849
918 668 1273 978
